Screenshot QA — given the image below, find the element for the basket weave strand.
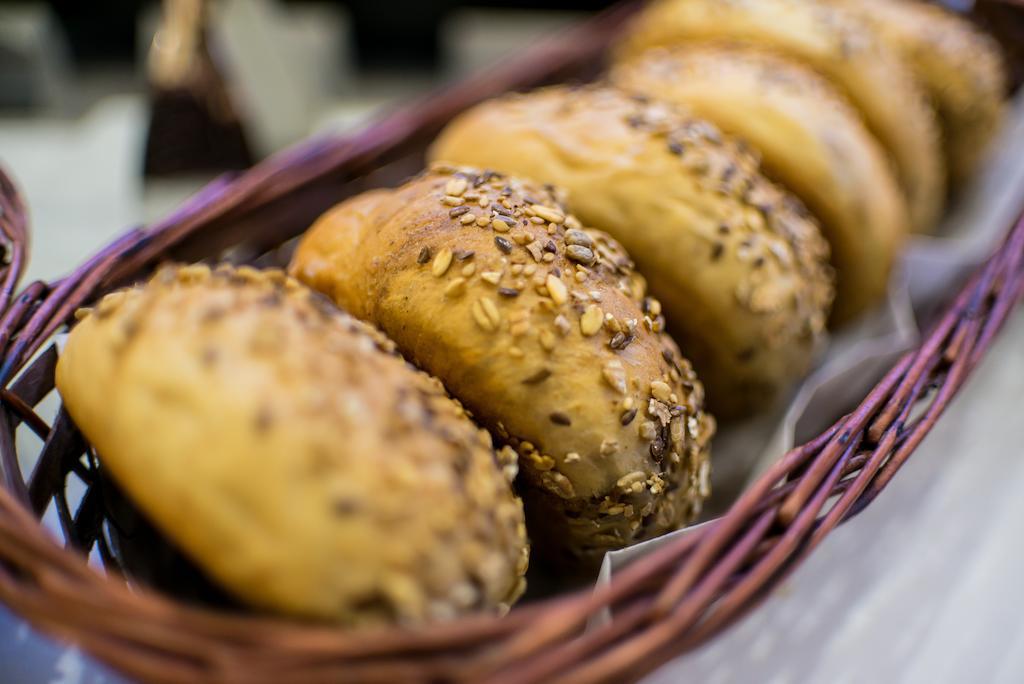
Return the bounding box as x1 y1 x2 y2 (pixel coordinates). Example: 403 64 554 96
0 0 1022 680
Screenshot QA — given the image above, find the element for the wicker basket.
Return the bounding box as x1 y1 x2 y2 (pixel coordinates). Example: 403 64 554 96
1 2 1023 682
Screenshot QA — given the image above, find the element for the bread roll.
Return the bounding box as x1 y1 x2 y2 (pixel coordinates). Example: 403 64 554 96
611 46 908 324
616 0 945 233
430 86 834 418
829 0 1007 186
290 165 714 565
56 264 528 624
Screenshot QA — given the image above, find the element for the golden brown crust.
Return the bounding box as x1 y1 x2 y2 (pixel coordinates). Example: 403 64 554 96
830 0 1007 187
429 86 834 418
56 264 528 624
290 165 715 564
611 45 908 324
615 0 945 233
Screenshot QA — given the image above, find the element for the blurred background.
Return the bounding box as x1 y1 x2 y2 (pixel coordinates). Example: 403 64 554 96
0 0 616 281
0 0 614 118
0 0 616 164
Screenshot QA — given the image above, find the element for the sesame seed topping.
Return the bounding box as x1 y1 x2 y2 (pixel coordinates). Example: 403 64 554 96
498 287 520 298
460 213 477 225
525 241 544 262
650 439 666 460
461 263 476 277
580 304 604 336
549 411 572 426
492 218 512 233
603 360 628 394
650 381 672 402
538 328 556 351
444 278 467 297
471 297 501 332
565 229 593 248
417 246 432 264
522 368 552 384
454 249 475 261
543 471 576 499
495 236 513 253
620 408 638 426
510 321 530 337
441 195 464 206
432 247 453 276
446 178 467 196
566 244 596 266
532 205 564 224
529 452 554 470
449 205 470 218
546 275 568 305
617 471 647 489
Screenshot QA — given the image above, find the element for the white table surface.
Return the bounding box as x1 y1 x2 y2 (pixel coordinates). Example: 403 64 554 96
1 79 1022 684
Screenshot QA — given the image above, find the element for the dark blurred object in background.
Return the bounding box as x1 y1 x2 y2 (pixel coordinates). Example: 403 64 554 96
33 0 618 72
49 0 140 65
0 44 35 110
974 1 1024 91
142 0 254 177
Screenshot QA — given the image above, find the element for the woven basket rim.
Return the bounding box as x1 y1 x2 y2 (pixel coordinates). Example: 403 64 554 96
0 2 1023 682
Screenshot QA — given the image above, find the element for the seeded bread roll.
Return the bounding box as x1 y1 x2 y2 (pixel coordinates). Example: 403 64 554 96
55 264 528 624
290 165 715 565
430 86 834 418
829 0 1007 187
611 46 909 324
615 0 945 233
